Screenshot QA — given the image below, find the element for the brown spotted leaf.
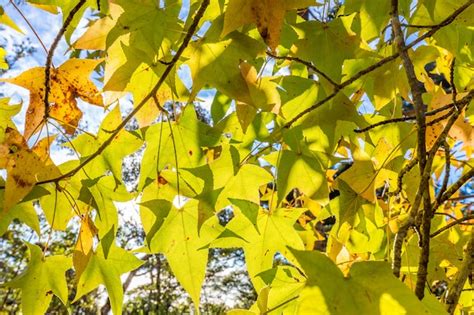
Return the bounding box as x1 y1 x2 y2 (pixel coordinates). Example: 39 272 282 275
1 58 103 139
0 128 61 212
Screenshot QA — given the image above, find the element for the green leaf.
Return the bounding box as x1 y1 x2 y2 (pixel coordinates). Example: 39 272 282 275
290 249 441 314
7 243 71 315
139 106 221 189
74 239 143 315
215 164 273 211
185 16 266 102
254 266 305 313
149 199 223 309
0 99 21 128
292 15 371 82
214 207 305 291
265 149 328 205
0 191 40 236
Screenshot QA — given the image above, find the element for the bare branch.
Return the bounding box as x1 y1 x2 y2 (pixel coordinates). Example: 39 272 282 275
443 235 474 314
391 0 435 299
9 0 49 54
436 141 451 204
389 157 419 197
435 168 474 208
354 92 472 133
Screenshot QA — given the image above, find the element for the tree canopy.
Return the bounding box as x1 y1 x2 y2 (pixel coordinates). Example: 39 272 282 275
0 0 473 314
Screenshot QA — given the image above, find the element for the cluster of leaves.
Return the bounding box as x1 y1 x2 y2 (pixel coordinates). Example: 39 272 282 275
0 0 473 314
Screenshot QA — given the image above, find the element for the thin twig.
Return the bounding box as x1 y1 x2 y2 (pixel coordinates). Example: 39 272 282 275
266 51 341 88
9 0 49 55
450 58 458 111
354 93 472 133
436 141 451 204
425 108 455 127
390 157 419 196
435 168 474 208
447 194 474 201
430 214 474 238
44 0 87 118
262 295 299 314
401 23 437 29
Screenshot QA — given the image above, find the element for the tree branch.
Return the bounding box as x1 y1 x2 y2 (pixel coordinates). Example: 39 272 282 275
389 157 418 197
430 214 474 238
354 92 472 133
391 0 435 300
436 141 451 204
435 168 474 208
443 234 474 314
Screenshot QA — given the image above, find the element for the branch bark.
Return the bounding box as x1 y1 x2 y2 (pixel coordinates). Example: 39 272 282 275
443 234 474 314
354 91 472 133
430 214 474 238
390 1 434 301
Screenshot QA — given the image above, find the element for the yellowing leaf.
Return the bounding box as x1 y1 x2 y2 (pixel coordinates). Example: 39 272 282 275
222 0 316 50
73 3 123 50
7 243 71 315
0 128 60 212
73 214 98 279
1 58 103 139
426 91 472 150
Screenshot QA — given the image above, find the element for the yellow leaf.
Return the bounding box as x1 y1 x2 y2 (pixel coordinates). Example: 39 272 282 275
222 0 316 51
239 61 281 113
426 90 471 150
73 3 123 50
1 59 104 139
0 128 60 212
73 214 98 279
